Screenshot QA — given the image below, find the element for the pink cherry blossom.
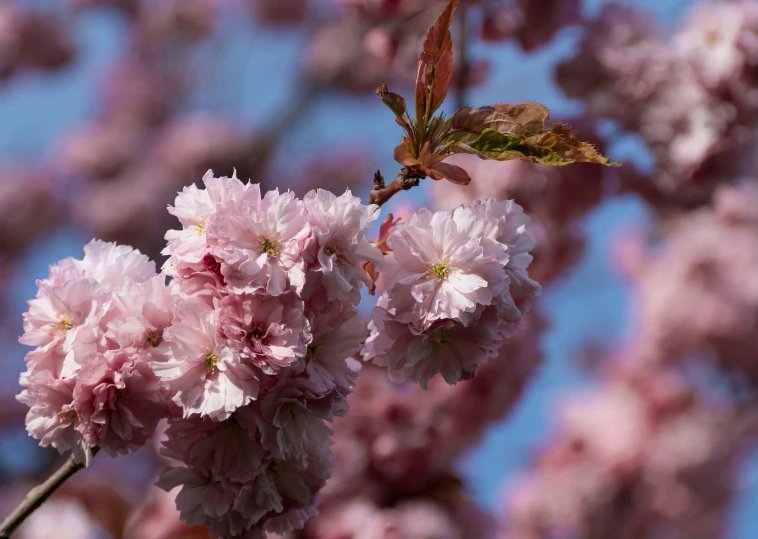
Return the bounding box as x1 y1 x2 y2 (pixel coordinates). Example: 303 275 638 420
107 275 175 355
158 441 333 538
73 349 166 456
256 383 334 465
163 169 248 267
77 239 156 289
160 412 264 483
20 278 111 377
303 188 382 302
16 373 91 465
151 299 260 420
382 206 510 328
472 198 541 301
365 303 509 389
302 300 364 397
209 187 310 296
219 292 310 375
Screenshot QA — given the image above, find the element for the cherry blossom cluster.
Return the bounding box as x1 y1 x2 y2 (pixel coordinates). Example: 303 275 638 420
15 169 387 538
17 240 170 465
620 182 758 385
150 171 383 538
502 361 743 539
363 199 540 388
558 1 758 207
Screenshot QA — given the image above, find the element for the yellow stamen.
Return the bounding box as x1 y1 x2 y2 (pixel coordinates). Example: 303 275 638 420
53 315 74 336
203 349 220 375
57 409 77 421
145 329 163 347
430 260 450 281
258 237 280 258
324 245 337 256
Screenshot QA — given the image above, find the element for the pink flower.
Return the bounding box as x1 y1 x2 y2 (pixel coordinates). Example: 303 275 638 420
364 303 509 389
73 349 166 456
107 275 175 355
675 1 751 88
256 383 334 465
151 299 260 420
77 239 156 289
303 188 382 302
156 467 247 538
163 169 248 267
209 187 310 296
157 443 332 538
20 278 110 377
382 206 510 328
161 412 263 483
472 199 541 301
16 373 91 465
304 312 363 398
219 292 310 375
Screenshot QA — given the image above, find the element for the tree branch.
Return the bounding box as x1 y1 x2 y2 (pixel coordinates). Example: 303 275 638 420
0 448 99 539
368 167 424 207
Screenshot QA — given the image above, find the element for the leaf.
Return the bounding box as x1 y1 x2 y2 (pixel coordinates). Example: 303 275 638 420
415 0 458 122
375 213 401 253
428 162 472 184
448 102 620 166
393 142 418 166
458 127 620 166
451 102 549 137
376 84 407 118
362 261 379 295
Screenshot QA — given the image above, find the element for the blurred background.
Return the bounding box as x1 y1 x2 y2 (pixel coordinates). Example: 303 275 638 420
2 0 758 537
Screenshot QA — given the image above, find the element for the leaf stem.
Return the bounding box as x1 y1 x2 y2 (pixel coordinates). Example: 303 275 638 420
0 448 99 539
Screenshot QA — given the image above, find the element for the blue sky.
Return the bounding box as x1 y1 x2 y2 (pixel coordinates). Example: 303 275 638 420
2 1 755 536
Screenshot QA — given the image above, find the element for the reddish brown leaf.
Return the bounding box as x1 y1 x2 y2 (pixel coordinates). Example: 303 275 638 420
429 162 471 184
415 0 458 121
451 102 550 137
362 261 379 295
376 83 407 118
393 143 418 166
373 213 402 254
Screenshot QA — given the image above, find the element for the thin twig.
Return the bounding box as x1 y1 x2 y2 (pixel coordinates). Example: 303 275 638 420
368 167 424 207
0 448 99 538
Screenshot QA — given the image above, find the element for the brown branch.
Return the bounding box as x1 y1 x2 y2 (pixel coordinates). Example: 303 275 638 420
0 448 99 539
368 167 424 207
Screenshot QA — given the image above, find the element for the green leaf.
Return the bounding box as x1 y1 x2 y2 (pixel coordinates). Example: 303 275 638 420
459 128 619 166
